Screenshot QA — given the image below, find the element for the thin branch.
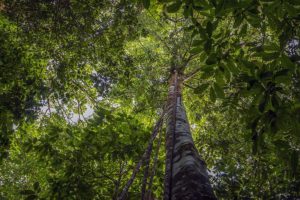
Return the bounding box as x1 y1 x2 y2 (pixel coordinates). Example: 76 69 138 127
47 97 52 117
148 29 173 54
117 111 165 200
183 67 202 82
71 80 99 106
182 82 196 90
113 161 126 200
140 140 153 200
181 34 194 64
146 121 163 200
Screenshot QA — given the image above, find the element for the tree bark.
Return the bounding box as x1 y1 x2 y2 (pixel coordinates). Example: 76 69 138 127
164 71 217 200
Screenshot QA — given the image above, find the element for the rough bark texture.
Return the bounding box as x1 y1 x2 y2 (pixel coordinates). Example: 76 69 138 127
164 71 217 200
164 71 178 200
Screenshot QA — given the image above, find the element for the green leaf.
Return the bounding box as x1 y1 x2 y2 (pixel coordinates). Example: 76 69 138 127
274 69 289 77
264 43 279 52
239 23 248 35
209 87 216 102
215 0 225 16
20 190 35 195
194 83 210 94
275 75 291 84
210 0 217 7
270 120 277 134
258 95 268 113
240 59 254 69
291 150 299 176
285 2 299 17
204 39 212 54
206 21 213 37
201 65 214 73
250 117 260 131
280 55 295 69
201 65 215 79
213 83 224 98
252 133 258 155
234 15 243 28
183 4 193 18
185 25 194 32
206 53 217 65
33 182 40 192
246 15 261 28
190 47 202 54
271 95 280 109
166 2 182 13
142 0 150 9
288 0 300 5
196 24 207 39
226 59 239 74
262 52 279 61
192 39 205 46
260 0 275 2
193 5 204 11
191 29 198 38
25 194 38 200
279 33 287 49
259 71 273 80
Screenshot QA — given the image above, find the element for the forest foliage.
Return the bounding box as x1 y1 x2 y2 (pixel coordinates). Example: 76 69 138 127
0 0 300 199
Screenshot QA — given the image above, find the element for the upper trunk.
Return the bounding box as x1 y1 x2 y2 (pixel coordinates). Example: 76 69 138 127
164 71 216 200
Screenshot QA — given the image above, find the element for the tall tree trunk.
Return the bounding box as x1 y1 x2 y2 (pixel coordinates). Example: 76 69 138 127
164 71 216 200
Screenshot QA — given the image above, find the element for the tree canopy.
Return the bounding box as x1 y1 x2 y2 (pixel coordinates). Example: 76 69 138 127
0 0 299 199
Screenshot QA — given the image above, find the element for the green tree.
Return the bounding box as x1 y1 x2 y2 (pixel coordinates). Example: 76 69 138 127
0 0 300 199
